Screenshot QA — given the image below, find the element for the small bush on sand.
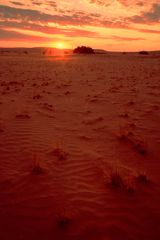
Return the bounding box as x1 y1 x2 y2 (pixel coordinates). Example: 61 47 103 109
139 51 149 55
73 46 95 54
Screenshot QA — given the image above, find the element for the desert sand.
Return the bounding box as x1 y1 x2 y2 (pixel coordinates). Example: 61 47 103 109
0 50 160 240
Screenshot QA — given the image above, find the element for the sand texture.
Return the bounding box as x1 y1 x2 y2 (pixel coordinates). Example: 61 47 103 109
0 52 160 240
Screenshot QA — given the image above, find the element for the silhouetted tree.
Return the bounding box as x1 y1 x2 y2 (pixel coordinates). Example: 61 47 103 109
73 46 95 54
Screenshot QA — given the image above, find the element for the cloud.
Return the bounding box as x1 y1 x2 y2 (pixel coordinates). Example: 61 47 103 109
10 1 26 6
111 35 145 41
47 1 57 8
88 0 112 7
130 3 160 23
0 1 159 47
100 19 128 28
1 3 158 39
117 0 159 8
89 0 109 6
136 28 160 34
0 21 100 39
30 0 57 7
117 0 144 7
30 0 57 9
0 4 98 26
31 1 43 6
135 1 145 7
1 3 127 32
88 0 157 8
143 3 160 21
0 28 57 42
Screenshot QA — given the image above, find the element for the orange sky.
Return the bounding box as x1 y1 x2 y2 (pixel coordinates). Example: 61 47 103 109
0 0 160 51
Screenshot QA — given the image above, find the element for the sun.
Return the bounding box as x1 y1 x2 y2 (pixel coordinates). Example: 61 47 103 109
56 42 65 49
50 41 70 50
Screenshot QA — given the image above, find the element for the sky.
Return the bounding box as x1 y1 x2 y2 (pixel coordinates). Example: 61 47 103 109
0 0 160 51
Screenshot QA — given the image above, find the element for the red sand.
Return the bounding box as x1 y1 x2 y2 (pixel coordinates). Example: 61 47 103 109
0 52 160 240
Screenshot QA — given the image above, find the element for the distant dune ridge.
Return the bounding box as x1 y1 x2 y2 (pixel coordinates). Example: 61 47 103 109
0 50 160 240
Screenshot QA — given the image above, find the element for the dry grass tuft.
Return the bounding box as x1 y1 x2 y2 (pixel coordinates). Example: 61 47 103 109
117 128 147 156
137 172 149 184
107 166 136 195
125 179 136 195
117 129 134 142
109 170 124 189
32 154 45 174
133 142 147 155
120 113 129 118
0 121 5 133
57 216 71 228
52 147 68 160
51 140 68 160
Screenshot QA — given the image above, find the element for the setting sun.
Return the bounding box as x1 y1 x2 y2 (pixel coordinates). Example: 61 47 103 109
56 42 65 49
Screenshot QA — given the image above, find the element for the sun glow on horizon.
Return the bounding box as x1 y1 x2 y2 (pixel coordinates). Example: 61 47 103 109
55 42 66 49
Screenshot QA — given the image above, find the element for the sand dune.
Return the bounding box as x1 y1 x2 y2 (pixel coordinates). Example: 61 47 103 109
0 52 160 240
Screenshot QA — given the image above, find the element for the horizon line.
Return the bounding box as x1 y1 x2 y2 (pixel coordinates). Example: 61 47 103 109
0 47 160 53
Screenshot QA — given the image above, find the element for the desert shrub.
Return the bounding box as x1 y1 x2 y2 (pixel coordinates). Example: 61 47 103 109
139 51 149 55
73 46 95 54
137 172 149 184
